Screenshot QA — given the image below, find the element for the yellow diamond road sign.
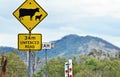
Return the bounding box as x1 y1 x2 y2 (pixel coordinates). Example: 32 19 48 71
18 33 42 51
13 0 48 31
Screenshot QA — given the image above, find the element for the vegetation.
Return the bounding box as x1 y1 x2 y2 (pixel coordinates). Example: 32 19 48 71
34 53 120 77
33 57 67 77
0 51 27 77
0 50 120 77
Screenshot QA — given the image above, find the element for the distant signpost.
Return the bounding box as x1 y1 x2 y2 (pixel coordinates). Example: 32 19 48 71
42 42 54 77
42 42 54 49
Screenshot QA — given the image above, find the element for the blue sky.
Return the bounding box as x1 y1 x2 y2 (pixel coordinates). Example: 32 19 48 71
0 0 120 48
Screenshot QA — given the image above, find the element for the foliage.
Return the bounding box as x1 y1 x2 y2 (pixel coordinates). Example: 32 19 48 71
75 56 120 77
33 57 66 77
0 51 27 77
34 55 120 77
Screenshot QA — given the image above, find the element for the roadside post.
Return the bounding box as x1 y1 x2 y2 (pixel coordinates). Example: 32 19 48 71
13 0 48 77
68 59 73 77
65 59 73 77
65 62 69 77
0 56 7 77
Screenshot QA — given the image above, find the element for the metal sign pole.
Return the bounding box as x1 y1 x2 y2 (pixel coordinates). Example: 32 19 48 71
45 49 48 77
28 51 31 77
28 31 32 77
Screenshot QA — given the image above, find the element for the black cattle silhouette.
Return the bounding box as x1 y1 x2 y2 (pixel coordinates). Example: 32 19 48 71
35 14 42 21
19 8 39 20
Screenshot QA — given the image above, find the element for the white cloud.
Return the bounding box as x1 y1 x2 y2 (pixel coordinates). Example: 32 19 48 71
1 0 120 18
84 0 120 17
0 34 17 48
43 0 120 18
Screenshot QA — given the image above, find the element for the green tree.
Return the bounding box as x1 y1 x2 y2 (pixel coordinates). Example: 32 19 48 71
34 57 66 77
0 52 27 77
34 54 120 77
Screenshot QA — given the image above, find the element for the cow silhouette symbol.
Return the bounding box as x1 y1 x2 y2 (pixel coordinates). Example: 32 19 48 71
19 8 39 20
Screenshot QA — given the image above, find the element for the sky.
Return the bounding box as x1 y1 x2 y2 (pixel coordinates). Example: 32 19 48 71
0 0 120 48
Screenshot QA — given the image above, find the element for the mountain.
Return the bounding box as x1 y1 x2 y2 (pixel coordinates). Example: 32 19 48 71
37 34 120 59
0 46 17 54
0 34 120 59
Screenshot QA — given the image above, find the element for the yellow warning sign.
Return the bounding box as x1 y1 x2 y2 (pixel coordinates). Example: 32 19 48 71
18 33 42 51
13 0 48 31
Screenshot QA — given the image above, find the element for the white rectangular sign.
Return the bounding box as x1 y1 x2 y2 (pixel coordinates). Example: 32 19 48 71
42 42 54 49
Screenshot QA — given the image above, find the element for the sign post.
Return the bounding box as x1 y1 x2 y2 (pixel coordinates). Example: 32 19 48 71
13 0 48 77
42 42 54 77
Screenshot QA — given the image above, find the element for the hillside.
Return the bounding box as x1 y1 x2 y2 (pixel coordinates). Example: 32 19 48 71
0 34 120 59
37 34 120 59
0 46 17 55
